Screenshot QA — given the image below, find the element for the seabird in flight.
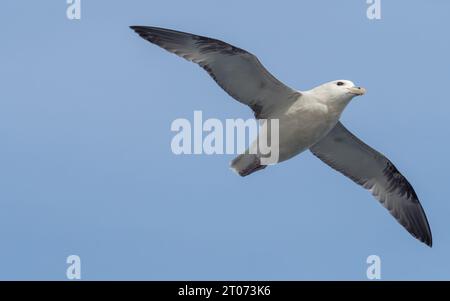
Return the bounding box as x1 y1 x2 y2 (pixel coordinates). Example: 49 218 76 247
130 26 432 247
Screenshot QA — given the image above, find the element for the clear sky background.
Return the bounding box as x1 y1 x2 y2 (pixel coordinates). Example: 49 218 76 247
1 1 449 280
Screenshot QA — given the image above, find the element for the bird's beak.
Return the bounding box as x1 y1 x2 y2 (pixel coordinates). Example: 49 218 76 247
347 86 366 96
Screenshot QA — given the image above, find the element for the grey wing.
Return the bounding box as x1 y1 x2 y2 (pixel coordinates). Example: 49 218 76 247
130 26 300 119
310 122 432 247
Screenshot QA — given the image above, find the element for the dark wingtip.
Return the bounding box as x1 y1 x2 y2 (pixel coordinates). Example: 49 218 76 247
420 206 433 248
415 219 432 248
129 26 154 41
419 231 432 247
425 236 433 248
129 25 142 32
129 25 149 33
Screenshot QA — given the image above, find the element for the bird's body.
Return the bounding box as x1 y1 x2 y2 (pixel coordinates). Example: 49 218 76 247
130 25 432 247
249 90 348 164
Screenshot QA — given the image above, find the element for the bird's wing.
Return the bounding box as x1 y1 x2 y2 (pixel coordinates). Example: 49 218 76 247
130 26 301 119
310 122 432 246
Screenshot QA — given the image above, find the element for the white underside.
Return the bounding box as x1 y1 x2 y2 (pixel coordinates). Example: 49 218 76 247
248 93 343 164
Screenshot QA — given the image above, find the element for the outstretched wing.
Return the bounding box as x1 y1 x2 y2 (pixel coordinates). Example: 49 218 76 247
310 122 432 246
130 26 300 119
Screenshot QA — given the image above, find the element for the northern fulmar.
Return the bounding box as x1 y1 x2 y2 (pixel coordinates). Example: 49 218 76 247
130 26 432 247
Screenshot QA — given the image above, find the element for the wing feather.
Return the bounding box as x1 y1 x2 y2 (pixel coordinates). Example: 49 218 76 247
310 122 432 246
130 26 300 118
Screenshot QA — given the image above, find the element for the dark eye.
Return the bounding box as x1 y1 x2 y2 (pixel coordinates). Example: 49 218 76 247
336 81 345 86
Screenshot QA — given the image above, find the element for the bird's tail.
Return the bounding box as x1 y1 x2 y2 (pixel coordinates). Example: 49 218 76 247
230 154 266 177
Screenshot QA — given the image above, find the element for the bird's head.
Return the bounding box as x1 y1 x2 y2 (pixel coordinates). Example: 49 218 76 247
310 80 366 111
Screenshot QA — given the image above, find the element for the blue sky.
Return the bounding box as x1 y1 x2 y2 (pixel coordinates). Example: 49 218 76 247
1 0 449 280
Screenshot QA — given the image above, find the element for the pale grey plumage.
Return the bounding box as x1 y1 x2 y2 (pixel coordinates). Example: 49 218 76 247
310 122 432 246
130 26 432 247
130 26 300 119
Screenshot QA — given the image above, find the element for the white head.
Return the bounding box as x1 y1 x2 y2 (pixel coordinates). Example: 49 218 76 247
310 80 366 110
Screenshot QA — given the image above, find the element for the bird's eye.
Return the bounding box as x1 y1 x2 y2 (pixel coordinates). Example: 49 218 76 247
336 82 345 86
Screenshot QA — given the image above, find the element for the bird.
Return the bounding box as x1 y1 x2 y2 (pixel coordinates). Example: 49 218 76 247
130 25 432 247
